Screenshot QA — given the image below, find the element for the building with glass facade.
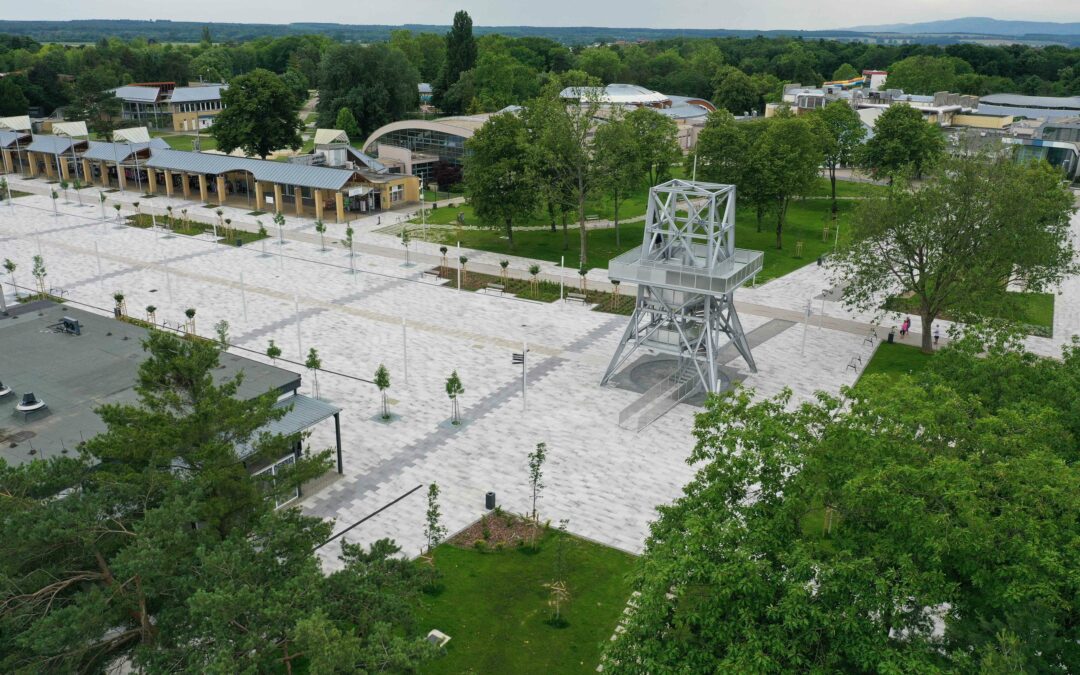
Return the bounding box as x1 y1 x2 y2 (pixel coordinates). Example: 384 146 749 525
362 115 491 184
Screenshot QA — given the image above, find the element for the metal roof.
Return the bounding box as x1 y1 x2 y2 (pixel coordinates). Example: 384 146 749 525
145 149 356 191
111 86 161 103
169 84 227 104
237 394 340 460
314 128 349 145
82 138 170 162
0 129 31 148
28 135 76 154
979 94 1080 110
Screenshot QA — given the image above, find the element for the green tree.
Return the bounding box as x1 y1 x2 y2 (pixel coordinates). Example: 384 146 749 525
334 106 361 140
525 85 602 265
592 114 644 247
30 254 46 294
833 155 1077 352
445 370 464 425
465 112 539 247
527 442 547 522
885 55 973 95
0 332 436 671
305 347 322 398
606 328 1080 671
625 106 681 187
214 318 229 350
374 363 391 419
423 483 447 554
0 76 30 116
576 47 623 83
812 100 866 215
863 104 945 180
266 338 282 363
830 62 860 81
317 43 419 138
435 10 477 113
756 114 822 248
712 67 758 116
212 68 303 159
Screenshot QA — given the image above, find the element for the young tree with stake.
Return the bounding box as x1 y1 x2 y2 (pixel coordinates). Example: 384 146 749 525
445 370 464 425
424 483 447 555
31 255 46 295
266 339 282 364
305 347 322 399
528 442 547 524
375 364 391 420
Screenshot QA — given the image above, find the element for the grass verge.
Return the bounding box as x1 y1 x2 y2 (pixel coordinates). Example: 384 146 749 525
433 266 634 315
417 525 634 674
125 214 267 245
883 291 1054 337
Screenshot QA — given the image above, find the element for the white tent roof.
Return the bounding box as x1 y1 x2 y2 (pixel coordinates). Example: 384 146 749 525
0 115 32 132
53 121 89 138
113 126 151 144
314 129 350 146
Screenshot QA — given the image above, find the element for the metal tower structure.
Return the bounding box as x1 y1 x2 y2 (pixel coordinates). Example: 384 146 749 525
602 179 763 401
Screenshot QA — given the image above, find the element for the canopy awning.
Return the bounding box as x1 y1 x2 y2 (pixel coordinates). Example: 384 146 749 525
238 393 341 460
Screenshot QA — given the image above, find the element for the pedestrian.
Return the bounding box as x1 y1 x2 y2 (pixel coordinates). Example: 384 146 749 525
933 325 941 346
377 216 381 226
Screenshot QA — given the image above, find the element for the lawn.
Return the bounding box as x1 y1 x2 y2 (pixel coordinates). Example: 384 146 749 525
429 265 635 314
418 198 854 281
854 341 935 393
804 176 887 200
417 527 635 674
155 134 217 152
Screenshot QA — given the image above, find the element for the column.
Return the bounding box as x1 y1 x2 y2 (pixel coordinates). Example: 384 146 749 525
294 186 303 217
215 175 226 206
335 191 345 224
27 151 38 177
80 159 92 186
182 172 191 199
147 168 158 195
59 158 71 181
3 149 14 174
314 189 324 222
98 161 109 187
44 156 55 178
117 164 127 191
198 174 208 203
255 181 265 210
273 184 283 214
164 170 173 197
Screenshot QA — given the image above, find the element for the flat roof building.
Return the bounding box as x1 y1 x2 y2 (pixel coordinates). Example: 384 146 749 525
0 303 342 498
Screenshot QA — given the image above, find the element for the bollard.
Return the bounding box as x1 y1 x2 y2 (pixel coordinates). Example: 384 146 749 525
485 491 496 510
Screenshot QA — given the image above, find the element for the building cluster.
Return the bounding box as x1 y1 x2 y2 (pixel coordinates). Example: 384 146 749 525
362 83 719 185
0 117 420 221
770 70 1080 181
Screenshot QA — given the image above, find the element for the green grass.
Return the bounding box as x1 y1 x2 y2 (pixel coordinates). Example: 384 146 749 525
419 199 854 280
417 529 635 674
884 291 1054 336
854 341 934 393
803 176 887 200
155 134 217 152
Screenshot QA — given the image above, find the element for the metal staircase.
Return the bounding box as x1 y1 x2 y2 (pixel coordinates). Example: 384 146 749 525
618 362 702 432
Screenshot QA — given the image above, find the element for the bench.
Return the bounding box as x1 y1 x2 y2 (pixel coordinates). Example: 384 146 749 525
486 283 505 295
862 329 877 347
846 354 863 371
422 269 441 281
566 292 587 304
585 214 600 222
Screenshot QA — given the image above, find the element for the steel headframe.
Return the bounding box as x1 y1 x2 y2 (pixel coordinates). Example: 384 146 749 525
601 179 758 395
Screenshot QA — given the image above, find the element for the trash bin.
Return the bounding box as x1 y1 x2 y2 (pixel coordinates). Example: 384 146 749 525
113 306 121 319
887 329 895 344
485 491 496 510
817 256 823 266
236 238 243 247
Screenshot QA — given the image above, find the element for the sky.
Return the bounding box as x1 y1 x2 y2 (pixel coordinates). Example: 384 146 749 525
5 0 1080 31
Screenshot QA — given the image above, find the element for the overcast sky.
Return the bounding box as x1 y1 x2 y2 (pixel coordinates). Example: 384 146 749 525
7 0 1080 31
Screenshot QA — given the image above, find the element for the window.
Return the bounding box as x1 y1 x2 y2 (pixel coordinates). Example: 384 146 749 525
254 454 299 508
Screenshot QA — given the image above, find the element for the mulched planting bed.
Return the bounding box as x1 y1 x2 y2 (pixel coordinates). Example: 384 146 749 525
449 509 542 550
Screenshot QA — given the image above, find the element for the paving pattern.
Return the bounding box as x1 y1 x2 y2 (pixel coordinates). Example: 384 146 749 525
3 190 1076 569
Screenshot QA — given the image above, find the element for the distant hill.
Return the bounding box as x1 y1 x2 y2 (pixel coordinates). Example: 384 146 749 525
846 17 1080 36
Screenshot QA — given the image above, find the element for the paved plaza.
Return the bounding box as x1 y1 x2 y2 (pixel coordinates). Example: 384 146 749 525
2 189 1077 569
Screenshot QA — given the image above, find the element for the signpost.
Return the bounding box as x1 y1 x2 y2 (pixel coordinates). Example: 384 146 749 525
512 341 528 411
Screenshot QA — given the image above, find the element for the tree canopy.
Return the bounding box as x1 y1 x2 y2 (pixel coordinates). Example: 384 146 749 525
212 68 303 159
862 104 945 180
464 112 539 246
812 100 867 214
832 154 1077 352
434 10 478 114
0 331 435 672
605 326 1080 672
316 43 420 139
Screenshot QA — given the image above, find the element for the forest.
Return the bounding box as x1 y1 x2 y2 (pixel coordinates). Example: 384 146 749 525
1 22 1078 120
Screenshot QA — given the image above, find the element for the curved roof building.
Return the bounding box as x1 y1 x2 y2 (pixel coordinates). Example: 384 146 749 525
362 113 499 183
